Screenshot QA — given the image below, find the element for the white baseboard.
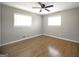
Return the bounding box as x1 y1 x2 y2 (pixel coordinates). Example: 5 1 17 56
43 34 79 44
0 34 42 47
0 34 79 47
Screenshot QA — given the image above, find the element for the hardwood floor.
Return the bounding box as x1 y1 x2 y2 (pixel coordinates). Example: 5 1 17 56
0 35 79 57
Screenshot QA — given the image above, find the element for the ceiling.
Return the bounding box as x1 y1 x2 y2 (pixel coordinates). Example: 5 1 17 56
1 2 79 15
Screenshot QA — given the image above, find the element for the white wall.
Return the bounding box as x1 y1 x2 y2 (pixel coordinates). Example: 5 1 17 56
1 5 42 44
43 7 79 42
1 5 79 45
0 5 1 45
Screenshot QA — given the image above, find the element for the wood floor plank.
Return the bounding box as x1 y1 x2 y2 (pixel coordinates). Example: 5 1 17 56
0 35 79 57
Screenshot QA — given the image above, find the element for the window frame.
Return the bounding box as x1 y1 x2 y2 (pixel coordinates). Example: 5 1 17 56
14 13 32 27
48 15 61 26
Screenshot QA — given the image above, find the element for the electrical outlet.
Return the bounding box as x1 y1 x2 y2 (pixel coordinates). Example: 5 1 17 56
22 36 26 38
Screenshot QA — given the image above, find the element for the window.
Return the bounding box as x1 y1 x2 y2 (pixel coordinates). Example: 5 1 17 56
14 13 32 26
48 15 61 26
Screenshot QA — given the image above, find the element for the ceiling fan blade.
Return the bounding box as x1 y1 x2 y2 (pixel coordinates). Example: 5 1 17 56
45 5 53 8
45 9 50 12
32 7 41 8
40 9 42 12
38 2 42 7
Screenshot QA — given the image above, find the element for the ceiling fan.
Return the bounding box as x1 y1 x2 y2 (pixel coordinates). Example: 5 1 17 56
32 2 54 12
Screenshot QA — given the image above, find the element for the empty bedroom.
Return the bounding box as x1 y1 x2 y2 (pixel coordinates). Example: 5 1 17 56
0 2 79 57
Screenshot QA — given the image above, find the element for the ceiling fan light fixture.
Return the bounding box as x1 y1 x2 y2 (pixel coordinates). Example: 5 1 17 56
32 2 54 12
